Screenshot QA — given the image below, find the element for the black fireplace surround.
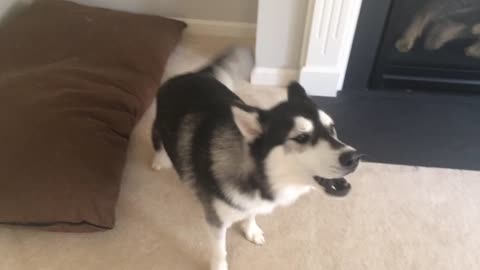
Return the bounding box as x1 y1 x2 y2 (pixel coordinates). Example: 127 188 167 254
313 0 480 171
343 0 480 93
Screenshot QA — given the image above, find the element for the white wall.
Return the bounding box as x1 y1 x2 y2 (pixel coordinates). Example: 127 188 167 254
69 0 258 22
300 0 363 96
251 0 308 86
252 0 363 97
255 0 308 69
1 0 257 23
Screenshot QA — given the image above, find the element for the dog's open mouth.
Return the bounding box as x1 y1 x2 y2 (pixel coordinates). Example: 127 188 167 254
313 176 351 197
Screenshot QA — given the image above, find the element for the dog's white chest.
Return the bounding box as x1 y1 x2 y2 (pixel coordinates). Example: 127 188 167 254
274 185 314 206
216 185 315 223
250 185 314 215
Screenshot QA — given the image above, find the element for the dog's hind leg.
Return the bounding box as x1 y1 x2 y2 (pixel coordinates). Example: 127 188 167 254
151 127 172 171
241 215 265 245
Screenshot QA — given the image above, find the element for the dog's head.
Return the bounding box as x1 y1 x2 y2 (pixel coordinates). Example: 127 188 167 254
231 82 361 182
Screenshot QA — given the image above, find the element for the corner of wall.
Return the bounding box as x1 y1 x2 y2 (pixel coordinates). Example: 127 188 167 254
251 67 299 86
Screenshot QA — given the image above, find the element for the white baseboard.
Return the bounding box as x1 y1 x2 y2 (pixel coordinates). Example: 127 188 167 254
251 67 299 86
299 67 340 97
172 17 256 38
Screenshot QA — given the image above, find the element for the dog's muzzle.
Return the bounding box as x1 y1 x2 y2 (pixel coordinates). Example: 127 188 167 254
315 152 364 197
339 151 365 172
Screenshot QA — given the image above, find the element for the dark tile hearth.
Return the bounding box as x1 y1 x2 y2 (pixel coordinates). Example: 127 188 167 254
314 90 480 171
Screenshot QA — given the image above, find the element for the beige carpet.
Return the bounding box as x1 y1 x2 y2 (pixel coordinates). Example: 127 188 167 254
1 35 480 270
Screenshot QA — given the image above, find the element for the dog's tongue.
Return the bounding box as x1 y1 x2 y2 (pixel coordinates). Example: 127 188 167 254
314 176 351 197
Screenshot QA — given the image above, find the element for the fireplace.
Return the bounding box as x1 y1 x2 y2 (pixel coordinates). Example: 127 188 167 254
343 0 480 93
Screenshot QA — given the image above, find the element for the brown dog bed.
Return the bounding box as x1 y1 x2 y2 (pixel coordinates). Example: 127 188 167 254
0 0 185 232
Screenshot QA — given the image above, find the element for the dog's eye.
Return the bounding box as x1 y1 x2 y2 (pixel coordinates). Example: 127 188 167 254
292 133 310 144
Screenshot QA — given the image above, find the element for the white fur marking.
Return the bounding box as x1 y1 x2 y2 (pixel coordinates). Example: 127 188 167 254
294 116 314 133
242 216 265 245
319 110 334 128
231 107 261 142
266 138 350 181
209 225 229 270
214 67 235 91
151 148 172 170
213 199 247 225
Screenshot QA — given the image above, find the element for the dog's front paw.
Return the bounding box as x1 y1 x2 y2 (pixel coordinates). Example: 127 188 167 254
211 259 228 270
244 222 265 245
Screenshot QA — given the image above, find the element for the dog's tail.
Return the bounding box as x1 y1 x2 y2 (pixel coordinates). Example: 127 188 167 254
198 46 254 91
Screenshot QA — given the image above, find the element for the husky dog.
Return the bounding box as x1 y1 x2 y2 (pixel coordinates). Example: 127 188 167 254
151 47 361 270
395 0 480 57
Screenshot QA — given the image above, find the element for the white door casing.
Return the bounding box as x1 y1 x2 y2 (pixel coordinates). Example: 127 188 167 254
252 0 363 97
299 0 363 96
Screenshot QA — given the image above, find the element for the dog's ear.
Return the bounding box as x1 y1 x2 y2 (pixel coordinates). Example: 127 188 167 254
231 104 262 142
288 81 309 101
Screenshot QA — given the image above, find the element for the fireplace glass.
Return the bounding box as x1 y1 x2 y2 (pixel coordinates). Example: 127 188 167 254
370 0 480 92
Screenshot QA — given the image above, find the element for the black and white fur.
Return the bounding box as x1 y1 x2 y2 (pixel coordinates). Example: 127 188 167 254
151 47 360 270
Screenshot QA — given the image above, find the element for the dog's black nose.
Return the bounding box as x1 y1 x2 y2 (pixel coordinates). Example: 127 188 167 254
339 151 363 169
